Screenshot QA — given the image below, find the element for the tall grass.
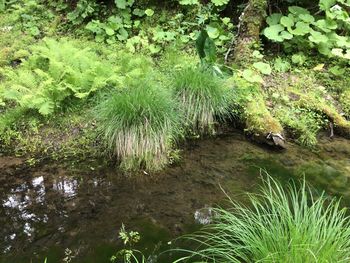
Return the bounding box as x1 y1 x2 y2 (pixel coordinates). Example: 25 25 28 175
171 67 232 134
174 176 350 262
96 79 181 171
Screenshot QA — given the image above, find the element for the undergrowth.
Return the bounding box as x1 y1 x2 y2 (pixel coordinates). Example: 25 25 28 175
0 38 116 117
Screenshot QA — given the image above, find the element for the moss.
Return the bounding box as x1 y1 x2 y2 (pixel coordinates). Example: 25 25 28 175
295 94 350 137
233 0 268 66
0 13 35 66
245 97 283 136
339 89 350 118
0 108 100 163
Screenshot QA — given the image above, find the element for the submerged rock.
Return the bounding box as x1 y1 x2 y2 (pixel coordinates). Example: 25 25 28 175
194 206 214 225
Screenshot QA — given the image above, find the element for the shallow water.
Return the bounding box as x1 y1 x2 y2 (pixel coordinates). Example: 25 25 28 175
1 131 350 262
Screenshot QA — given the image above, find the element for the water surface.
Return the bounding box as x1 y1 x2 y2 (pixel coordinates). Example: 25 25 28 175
1 132 350 262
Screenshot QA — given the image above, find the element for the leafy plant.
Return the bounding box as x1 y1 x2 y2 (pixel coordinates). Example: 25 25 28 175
275 106 325 147
264 1 350 61
179 0 229 7
67 0 100 26
95 78 182 171
174 175 350 262
0 38 115 116
11 0 55 36
110 224 146 263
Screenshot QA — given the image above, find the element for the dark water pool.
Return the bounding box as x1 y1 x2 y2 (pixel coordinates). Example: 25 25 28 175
1 132 350 262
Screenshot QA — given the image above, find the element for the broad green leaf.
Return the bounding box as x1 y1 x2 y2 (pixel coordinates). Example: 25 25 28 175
104 27 115 36
329 65 345 75
263 24 285 42
108 16 123 30
280 16 294 27
319 0 336 11
314 19 337 33
288 22 310 36
331 48 344 57
115 0 134 9
273 58 291 72
266 14 282 26
117 28 128 40
196 30 208 60
292 53 306 65
0 0 4 12
211 0 229 6
204 37 217 63
308 31 328 43
148 44 161 54
242 69 263 83
132 8 144 17
222 17 231 25
115 0 126 8
179 0 199 5
299 14 315 23
280 31 293 40
206 25 220 39
252 50 263 59
318 42 332 56
145 9 154 16
289 6 310 15
253 62 272 75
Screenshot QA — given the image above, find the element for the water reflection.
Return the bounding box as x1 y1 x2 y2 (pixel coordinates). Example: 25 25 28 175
1 174 84 254
52 178 78 198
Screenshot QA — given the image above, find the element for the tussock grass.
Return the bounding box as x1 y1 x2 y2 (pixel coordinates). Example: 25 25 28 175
171 67 232 134
174 176 350 263
96 79 181 171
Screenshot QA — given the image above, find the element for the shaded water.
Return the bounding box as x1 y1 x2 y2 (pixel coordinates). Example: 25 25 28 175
1 132 350 262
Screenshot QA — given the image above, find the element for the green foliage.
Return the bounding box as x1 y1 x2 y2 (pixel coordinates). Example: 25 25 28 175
95 78 182 171
264 1 350 62
0 38 115 117
0 0 5 12
67 0 100 25
78 0 233 54
174 176 350 262
196 29 218 70
273 57 291 72
171 67 232 134
110 224 145 263
10 0 55 36
276 106 325 147
179 0 229 6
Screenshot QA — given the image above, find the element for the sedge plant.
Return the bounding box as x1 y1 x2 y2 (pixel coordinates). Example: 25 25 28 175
96 78 182 171
173 175 350 263
171 67 232 134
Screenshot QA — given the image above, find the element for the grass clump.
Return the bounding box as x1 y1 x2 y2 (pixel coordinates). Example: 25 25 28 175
96 79 181 171
175 176 350 263
171 67 232 134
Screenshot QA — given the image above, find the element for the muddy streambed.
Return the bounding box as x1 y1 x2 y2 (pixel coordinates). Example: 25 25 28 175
1 131 350 262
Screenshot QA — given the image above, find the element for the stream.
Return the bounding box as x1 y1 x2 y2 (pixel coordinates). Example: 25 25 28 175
1 131 350 262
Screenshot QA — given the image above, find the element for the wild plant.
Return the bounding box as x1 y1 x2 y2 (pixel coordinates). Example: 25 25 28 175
173 175 350 263
171 67 232 134
96 78 182 171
